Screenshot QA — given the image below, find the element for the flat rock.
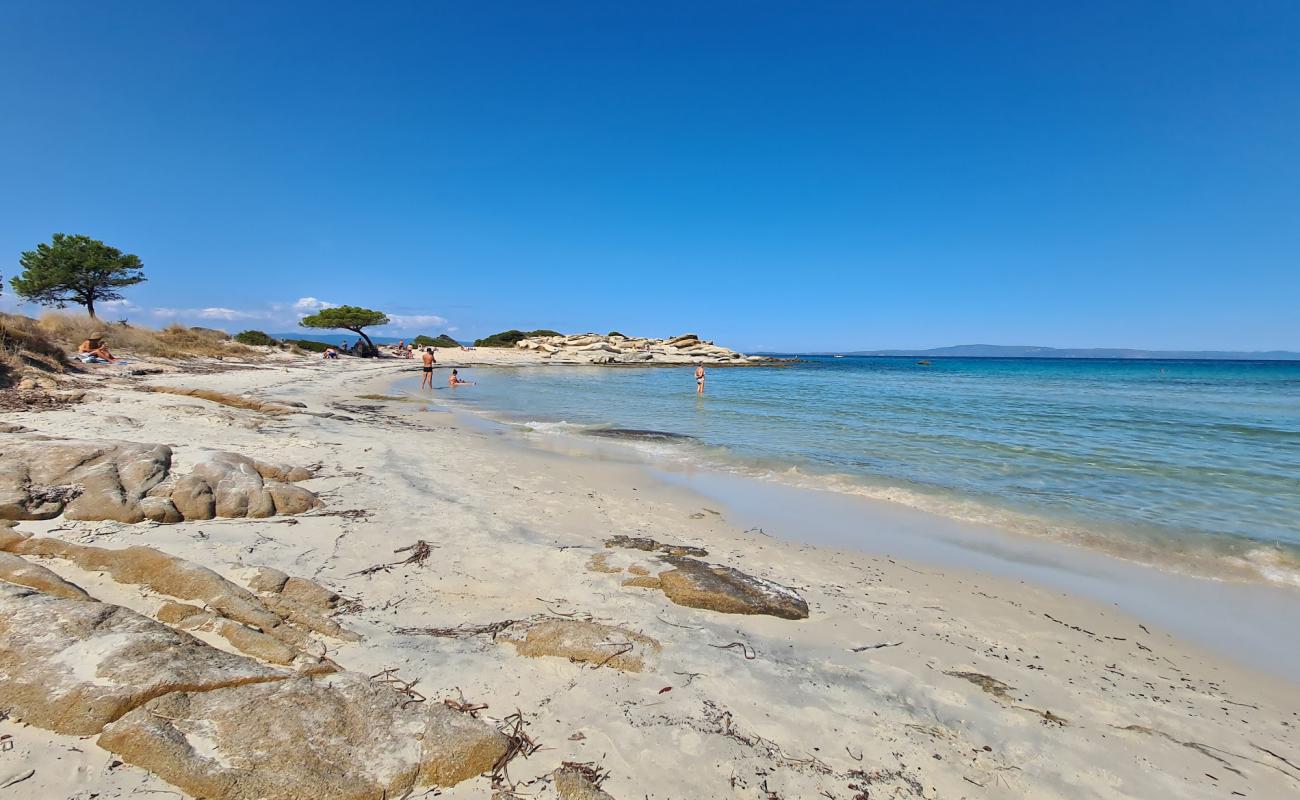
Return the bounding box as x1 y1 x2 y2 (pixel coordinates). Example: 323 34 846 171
0 585 285 735
656 557 809 620
99 672 510 800
501 619 660 673
0 551 91 600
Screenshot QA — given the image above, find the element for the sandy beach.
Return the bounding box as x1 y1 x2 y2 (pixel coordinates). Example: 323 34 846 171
0 354 1296 800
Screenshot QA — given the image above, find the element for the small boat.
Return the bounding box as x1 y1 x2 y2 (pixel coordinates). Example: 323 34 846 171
833 354 845 358
916 360 932 366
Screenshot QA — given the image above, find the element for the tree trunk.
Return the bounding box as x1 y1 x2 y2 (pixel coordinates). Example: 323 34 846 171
353 329 378 357
86 298 96 318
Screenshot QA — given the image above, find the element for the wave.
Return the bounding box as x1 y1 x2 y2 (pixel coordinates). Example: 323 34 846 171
503 412 1300 591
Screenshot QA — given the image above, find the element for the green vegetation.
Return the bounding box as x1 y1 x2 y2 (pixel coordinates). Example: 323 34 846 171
413 334 460 348
474 329 562 348
233 330 276 346
299 305 389 355
11 233 146 318
282 338 332 353
607 331 625 338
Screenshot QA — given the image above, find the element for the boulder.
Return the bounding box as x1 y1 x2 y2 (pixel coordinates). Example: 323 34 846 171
0 551 91 600
0 439 171 522
501 619 660 673
98 672 511 800
0 436 319 523
656 557 809 620
0 585 285 735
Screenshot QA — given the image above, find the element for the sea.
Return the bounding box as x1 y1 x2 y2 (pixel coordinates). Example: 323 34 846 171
427 356 1300 590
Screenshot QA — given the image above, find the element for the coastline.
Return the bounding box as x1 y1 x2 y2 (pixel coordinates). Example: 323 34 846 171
403 365 1300 679
2 356 1297 799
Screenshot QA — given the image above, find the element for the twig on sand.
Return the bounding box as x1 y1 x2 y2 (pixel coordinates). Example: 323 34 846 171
710 641 757 660
370 668 427 709
849 641 902 653
0 769 35 789
589 641 635 670
673 671 706 686
442 686 489 717
491 710 542 794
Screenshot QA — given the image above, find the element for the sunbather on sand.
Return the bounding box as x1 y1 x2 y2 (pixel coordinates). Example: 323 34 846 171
77 334 116 363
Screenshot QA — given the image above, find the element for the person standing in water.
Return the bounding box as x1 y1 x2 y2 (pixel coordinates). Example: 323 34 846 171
420 347 436 390
695 363 706 395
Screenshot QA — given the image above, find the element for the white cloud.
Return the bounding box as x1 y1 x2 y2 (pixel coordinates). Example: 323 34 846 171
198 307 265 321
293 297 337 313
381 314 449 332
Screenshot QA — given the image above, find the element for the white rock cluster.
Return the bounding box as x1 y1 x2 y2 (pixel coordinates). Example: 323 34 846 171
515 332 770 365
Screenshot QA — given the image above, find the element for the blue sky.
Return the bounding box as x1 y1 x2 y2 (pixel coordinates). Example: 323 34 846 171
2 2 1297 351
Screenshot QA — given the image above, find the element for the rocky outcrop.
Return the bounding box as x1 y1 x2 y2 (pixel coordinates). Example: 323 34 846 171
0 551 91 600
98 672 510 800
0 584 285 735
501 619 660 673
0 436 320 522
605 535 708 558
655 557 809 620
515 333 774 366
155 601 331 670
0 532 360 647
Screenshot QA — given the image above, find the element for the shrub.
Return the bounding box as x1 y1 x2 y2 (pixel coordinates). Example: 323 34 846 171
474 329 562 348
234 330 277 346
607 331 625 338
413 334 460 348
281 338 332 353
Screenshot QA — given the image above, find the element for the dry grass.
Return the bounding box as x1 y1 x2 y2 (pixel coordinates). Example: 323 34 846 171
0 313 68 384
36 311 257 359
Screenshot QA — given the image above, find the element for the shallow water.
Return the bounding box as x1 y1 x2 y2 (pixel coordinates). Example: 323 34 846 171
422 356 1300 588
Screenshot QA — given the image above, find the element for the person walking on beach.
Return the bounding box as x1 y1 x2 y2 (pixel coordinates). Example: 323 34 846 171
695 363 706 395
420 347 436 390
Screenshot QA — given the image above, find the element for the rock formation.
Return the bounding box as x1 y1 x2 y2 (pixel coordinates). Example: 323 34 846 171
0 584 285 735
514 333 773 365
0 532 360 647
0 436 320 522
98 672 510 800
657 557 809 620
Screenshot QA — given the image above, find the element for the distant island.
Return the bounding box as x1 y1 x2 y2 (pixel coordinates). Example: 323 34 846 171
823 344 1300 361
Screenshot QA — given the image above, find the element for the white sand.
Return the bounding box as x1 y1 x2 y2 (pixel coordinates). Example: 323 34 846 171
2 355 1297 799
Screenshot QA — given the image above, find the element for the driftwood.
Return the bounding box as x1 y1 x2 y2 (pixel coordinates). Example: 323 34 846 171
349 540 435 576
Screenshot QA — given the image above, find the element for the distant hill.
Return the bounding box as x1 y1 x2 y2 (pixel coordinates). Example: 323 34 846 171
840 344 1300 360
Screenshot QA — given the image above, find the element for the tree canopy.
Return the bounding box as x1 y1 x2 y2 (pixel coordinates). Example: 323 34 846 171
474 329 561 348
11 233 146 318
299 305 389 355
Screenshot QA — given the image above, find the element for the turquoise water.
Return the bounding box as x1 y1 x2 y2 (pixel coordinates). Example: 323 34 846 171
425 357 1300 587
